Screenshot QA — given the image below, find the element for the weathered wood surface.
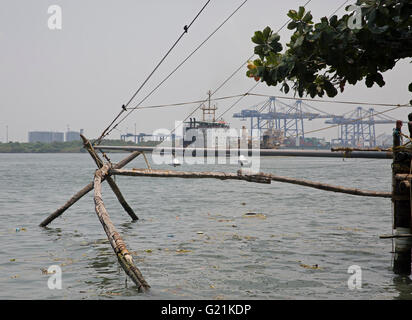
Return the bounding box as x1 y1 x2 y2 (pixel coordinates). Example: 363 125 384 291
111 168 272 184
94 164 150 291
331 147 391 152
253 171 392 198
81 135 138 221
380 233 412 239
392 121 412 232
110 168 391 198
39 150 141 227
395 174 412 180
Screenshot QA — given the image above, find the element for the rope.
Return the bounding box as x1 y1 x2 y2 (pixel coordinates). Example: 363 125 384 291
93 0 212 146
100 0 249 141
110 0 315 139
168 0 314 135
292 104 409 138
126 93 248 110
247 93 409 108
116 92 408 111
217 83 260 119
123 0 211 109
127 0 248 112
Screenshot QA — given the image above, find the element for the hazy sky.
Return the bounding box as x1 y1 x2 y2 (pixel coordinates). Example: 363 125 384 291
1 0 410 142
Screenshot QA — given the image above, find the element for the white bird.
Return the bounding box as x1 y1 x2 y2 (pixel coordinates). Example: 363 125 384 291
238 155 249 167
169 157 181 167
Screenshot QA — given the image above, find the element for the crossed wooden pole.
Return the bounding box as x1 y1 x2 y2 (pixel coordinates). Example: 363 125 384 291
39 136 140 227
40 135 150 291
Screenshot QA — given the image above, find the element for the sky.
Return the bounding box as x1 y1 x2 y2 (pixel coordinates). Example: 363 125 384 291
0 0 410 143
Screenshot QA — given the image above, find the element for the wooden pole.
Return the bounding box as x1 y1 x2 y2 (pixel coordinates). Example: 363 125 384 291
94 164 150 291
110 168 391 198
331 147 390 152
392 119 412 275
111 168 272 184
81 135 138 221
39 150 141 227
141 152 152 170
251 171 392 198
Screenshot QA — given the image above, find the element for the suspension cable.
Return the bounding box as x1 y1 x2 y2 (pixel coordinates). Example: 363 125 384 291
103 0 249 139
93 0 212 146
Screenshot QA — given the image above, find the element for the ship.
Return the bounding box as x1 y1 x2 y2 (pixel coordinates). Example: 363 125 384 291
182 90 230 149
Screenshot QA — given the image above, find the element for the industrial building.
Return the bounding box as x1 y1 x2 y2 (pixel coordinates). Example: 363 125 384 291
28 131 64 143
28 129 84 143
66 129 84 142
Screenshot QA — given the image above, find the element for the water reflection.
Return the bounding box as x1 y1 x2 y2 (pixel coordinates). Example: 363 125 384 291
85 246 119 290
392 238 412 299
393 276 412 300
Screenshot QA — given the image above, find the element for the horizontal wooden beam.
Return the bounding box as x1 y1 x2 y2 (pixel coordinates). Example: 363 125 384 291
111 168 272 184
110 168 391 198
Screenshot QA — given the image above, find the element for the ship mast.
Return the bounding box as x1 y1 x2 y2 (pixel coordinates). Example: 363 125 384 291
201 90 217 122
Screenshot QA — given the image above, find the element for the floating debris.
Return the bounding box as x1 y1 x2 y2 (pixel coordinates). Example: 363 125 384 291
41 268 56 275
242 212 266 219
336 226 364 232
176 249 191 254
299 263 321 270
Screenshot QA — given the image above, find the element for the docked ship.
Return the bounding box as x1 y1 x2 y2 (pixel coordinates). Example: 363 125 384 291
182 91 230 149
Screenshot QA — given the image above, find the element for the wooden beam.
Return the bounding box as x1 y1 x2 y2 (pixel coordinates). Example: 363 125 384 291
111 168 272 184
253 171 392 198
39 150 141 227
94 164 150 291
81 135 138 221
110 168 391 198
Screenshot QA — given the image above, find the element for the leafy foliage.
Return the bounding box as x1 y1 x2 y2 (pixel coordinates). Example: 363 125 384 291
246 0 412 104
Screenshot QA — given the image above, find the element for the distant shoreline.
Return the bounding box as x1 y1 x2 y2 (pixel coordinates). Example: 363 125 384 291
0 140 159 153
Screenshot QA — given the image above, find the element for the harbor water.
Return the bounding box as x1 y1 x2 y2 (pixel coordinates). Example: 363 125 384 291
0 153 411 300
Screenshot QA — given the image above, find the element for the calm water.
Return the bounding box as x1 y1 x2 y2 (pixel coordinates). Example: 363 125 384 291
0 153 411 300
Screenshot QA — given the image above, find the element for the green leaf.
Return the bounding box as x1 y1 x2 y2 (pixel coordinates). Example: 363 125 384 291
262 26 272 40
297 6 305 20
287 21 297 30
375 73 385 87
293 35 304 48
282 82 290 94
365 74 374 87
252 31 265 45
302 12 313 23
324 80 338 97
408 82 412 92
287 10 298 21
